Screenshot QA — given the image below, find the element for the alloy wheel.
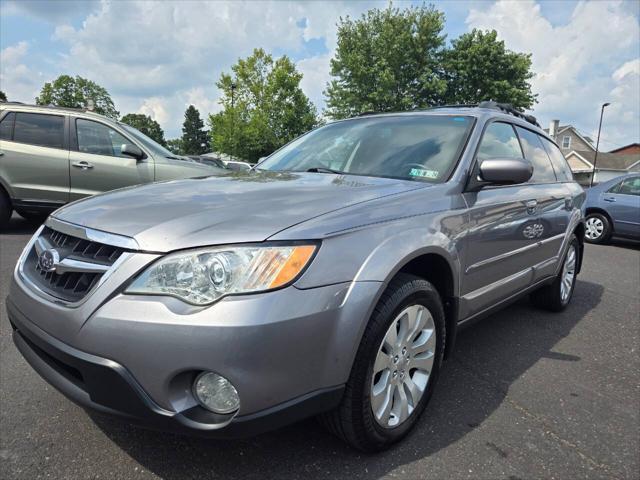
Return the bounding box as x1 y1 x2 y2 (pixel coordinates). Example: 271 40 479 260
370 304 436 428
560 244 577 303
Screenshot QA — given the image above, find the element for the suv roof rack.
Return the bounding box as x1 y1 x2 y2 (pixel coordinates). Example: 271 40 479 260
0 101 90 114
477 100 540 128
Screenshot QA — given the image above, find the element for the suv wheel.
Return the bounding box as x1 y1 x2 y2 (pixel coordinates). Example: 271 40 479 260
531 235 578 311
16 209 49 224
320 273 445 451
584 213 611 244
0 189 11 231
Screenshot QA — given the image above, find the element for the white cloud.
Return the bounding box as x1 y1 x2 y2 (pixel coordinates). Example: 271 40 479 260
0 41 45 102
467 0 640 148
298 53 332 113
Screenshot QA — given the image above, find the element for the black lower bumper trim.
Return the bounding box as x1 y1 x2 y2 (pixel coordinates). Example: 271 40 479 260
8 298 345 438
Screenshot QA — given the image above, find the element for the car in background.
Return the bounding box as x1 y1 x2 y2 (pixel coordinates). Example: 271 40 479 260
223 160 252 171
584 173 640 243
0 102 228 228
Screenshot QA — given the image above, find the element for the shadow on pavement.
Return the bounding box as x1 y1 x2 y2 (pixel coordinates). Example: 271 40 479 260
2 213 43 236
90 279 604 480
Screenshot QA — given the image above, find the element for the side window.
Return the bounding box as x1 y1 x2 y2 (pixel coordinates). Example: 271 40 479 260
607 180 623 194
617 177 640 196
477 122 523 160
515 126 557 183
76 119 130 157
540 137 574 182
13 113 64 149
562 135 571 149
0 112 15 140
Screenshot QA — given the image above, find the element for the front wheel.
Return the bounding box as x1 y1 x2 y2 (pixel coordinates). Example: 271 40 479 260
320 273 445 452
584 213 611 244
531 235 579 311
0 190 11 231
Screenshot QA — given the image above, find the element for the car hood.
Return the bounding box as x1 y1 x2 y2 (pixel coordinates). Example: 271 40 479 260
52 171 424 251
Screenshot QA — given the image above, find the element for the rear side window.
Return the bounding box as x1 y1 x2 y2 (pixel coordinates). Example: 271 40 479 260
0 112 15 140
76 119 130 158
540 138 573 182
13 113 65 149
477 122 523 160
515 126 557 183
617 177 640 196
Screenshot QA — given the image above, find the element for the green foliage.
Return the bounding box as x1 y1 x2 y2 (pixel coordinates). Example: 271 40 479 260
0 90 7 102
165 138 184 155
325 3 447 119
209 48 319 162
120 113 166 146
325 4 536 118
36 75 119 119
442 29 536 108
181 105 209 155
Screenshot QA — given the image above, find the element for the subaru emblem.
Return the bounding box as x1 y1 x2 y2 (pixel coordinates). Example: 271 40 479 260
38 248 60 273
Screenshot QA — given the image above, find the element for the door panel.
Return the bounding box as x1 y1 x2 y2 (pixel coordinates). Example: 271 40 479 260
605 177 640 236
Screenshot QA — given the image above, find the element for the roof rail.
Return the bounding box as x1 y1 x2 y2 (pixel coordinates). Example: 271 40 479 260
0 101 90 114
477 100 540 128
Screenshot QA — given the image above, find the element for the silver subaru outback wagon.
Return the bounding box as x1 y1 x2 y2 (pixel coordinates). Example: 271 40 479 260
7 103 585 451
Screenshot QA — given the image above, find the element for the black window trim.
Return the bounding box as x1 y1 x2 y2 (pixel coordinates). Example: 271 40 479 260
72 116 147 159
1 111 69 150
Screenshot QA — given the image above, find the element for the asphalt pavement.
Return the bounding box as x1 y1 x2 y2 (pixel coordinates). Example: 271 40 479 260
1 213 639 480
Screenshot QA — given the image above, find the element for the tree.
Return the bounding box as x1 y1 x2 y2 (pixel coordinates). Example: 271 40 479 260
120 113 166 146
0 91 7 102
442 29 536 109
325 4 447 119
209 48 318 162
166 138 184 155
36 75 119 119
181 105 209 155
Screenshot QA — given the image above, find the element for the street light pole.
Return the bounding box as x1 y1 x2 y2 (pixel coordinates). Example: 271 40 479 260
591 102 610 187
230 82 237 161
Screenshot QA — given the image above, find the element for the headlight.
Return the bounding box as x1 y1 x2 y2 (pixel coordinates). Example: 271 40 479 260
125 244 317 305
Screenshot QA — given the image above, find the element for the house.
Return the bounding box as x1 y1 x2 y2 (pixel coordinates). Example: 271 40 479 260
609 143 640 155
545 120 640 185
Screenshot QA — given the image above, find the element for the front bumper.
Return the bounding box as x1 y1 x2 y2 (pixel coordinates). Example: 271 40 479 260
8 297 346 437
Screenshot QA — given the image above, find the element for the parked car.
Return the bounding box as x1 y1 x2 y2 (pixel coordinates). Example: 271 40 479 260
0 102 228 228
8 102 585 452
584 173 640 243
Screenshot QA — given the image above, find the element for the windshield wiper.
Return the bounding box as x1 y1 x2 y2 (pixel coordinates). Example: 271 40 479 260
306 167 345 174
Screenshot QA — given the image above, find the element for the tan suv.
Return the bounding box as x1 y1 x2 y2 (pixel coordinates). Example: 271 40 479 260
0 102 226 228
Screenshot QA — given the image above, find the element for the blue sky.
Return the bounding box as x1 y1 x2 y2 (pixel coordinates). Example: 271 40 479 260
1 0 638 148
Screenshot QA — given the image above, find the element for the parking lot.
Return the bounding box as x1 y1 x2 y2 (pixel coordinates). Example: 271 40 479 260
1 213 638 480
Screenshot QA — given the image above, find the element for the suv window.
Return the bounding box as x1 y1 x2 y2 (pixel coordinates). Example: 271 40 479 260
616 177 640 196
0 112 15 140
477 122 523 160
540 138 573 182
515 126 557 183
13 112 64 149
77 119 130 158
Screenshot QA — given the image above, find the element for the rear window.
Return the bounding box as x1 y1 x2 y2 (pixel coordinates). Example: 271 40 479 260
13 112 65 149
515 126 557 183
0 112 15 140
540 137 573 182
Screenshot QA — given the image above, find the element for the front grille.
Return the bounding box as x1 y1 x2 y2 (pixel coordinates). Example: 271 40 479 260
22 226 127 303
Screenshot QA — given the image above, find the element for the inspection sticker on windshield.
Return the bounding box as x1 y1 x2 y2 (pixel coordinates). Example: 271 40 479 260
409 168 438 179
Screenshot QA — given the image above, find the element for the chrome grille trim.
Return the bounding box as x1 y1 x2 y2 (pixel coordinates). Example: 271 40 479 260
46 217 140 251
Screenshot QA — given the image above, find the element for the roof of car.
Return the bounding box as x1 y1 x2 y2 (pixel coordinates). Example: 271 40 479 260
0 101 112 122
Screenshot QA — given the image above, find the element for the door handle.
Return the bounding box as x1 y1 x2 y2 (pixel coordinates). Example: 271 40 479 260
525 199 537 215
72 161 94 170
603 197 616 202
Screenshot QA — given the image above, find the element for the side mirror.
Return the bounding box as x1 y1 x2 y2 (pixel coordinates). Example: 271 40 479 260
121 143 145 160
478 157 533 186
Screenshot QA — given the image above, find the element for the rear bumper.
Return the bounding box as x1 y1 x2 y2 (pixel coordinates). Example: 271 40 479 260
8 298 344 438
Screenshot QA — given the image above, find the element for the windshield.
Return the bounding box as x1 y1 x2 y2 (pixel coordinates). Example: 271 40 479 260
120 123 175 158
258 115 474 182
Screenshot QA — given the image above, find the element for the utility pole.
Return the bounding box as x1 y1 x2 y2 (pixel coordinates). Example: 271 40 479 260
591 102 610 187
230 82 237 160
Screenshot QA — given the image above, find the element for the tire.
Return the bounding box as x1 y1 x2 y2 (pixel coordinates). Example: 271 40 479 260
0 189 11 231
16 210 49 224
584 213 611 244
531 235 579 312
320 273 445 452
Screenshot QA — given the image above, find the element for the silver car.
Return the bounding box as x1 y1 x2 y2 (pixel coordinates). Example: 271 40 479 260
7 103 585 451
0 102 227 227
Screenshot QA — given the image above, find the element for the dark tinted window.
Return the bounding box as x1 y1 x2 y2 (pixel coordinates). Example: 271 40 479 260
618 176 640 196
541 137 573 182
477 122 523 160
76 119 130 157
13 113 64 149
515 126 557 183
0 112 15 140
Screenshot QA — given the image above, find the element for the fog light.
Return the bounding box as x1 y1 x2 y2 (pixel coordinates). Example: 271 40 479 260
193 372 240 414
